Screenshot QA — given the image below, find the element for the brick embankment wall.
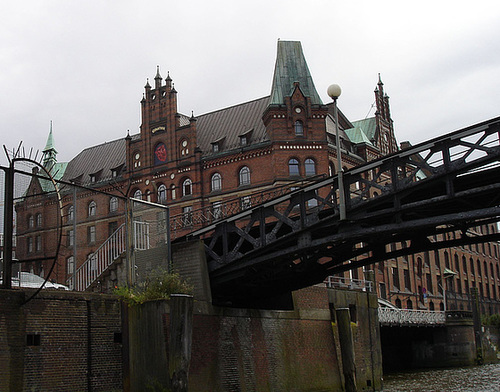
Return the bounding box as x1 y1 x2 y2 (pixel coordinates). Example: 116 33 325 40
0 289 123 392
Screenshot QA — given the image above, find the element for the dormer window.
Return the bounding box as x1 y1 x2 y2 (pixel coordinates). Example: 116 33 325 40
211 137 225 153
89 174 96 183
239 129 253 147
111 165 123 178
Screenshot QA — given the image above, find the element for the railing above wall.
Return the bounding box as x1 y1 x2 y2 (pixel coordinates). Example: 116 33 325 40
378 307 446 326
325 276 373 292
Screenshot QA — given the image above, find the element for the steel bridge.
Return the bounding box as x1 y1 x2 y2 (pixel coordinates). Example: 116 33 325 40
179 117 500 306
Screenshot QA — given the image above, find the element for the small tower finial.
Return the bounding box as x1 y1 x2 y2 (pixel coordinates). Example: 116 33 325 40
154 66 162 88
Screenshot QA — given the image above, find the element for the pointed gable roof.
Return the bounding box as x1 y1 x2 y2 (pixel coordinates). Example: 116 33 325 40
269 41 323 106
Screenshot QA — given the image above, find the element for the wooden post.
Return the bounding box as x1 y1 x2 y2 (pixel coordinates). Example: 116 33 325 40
169 294 193 392
470 287 483 364
336 307 357 392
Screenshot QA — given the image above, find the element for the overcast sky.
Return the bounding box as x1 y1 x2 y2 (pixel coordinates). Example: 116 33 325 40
1 1 499 167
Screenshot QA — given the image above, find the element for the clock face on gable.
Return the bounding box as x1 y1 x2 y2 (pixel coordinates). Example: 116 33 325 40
154 143 167 165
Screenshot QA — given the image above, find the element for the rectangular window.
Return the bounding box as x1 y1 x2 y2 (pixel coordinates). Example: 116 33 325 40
88 226 96 244
379 283 387 299
392 267 399 290
27 237 33 253
404 269 411 291
67 256 74 274
426 273 433 294
26 334 41 346
67 230 74 247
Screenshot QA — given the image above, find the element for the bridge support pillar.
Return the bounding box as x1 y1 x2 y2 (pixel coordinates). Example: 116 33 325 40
336 307 358 392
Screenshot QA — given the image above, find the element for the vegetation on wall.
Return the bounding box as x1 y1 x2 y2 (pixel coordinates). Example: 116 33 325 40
482 314 500 327
114 268 193 306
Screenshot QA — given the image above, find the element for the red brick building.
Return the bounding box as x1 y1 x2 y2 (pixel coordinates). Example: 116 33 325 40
14 41 500 314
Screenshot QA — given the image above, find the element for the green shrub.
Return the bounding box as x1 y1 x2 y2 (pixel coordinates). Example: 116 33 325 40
114 268 193 306
482 314 500 327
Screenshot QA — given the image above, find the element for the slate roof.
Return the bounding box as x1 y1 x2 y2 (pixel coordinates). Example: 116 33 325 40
61 138 126 185
196 96 270 157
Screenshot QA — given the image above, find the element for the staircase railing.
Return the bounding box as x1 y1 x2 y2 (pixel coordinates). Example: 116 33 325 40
68 221 149 291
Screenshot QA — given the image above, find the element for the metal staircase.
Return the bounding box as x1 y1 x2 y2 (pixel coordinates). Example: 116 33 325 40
69 221 150 291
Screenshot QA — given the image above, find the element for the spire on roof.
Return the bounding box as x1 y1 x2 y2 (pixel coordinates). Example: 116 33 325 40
154 65 162 88
145 78 151 89
42 121 58 170
269 41 323 106
165 71 172 88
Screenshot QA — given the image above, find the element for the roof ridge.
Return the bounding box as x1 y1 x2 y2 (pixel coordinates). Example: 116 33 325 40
197 96 270 118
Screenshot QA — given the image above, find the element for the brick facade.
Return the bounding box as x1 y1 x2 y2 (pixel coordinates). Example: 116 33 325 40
0 290 123 392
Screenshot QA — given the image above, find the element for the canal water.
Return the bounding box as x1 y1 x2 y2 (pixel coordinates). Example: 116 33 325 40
382 363 500 391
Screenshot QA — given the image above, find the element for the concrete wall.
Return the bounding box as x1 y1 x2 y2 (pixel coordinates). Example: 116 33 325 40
0 289 123 392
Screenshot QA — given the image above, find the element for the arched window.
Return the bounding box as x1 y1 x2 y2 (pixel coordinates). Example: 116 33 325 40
133 189 142 200
88 201 96 217
68 205 74 223
28 215 34 228
171 185 176 200
462 256 467 274
36 213 42 227
211 173 222 192
429 301 435 311
294 120 304 136
406 299 413 310
239 166 250 186
288 159 300 176
477 260 482 277
395 298 402 309
109 197 118 212
470 258 475 275
182 178 192 196
157 184 167 203
305 158 316 176
328 163 335 177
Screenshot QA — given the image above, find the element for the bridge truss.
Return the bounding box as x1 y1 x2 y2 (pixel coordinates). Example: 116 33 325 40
187 117 500 305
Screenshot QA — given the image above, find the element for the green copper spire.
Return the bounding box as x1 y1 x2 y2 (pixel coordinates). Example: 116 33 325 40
269 40 323 106
42 121 58 170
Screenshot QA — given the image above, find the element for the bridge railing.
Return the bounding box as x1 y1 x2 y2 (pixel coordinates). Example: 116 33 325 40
325 276 373 292
378 307 446 326
170 175 325 237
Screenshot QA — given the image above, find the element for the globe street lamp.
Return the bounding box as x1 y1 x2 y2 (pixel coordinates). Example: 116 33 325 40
327 84 346 220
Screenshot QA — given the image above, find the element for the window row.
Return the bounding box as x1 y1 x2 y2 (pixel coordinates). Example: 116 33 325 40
26 235 42 253
288 158 317 177
27 213 43 229
66 197 120 223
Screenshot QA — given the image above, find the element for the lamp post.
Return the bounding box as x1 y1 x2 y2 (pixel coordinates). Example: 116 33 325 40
327 84 346 220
